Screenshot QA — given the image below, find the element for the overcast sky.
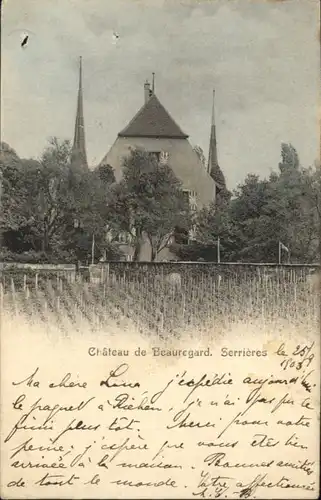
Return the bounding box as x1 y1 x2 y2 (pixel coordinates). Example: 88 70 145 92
2 0 320 188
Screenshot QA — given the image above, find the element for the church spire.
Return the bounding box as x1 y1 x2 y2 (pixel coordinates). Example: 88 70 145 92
71 56 88 170
207 90 229 201
207 89 218 175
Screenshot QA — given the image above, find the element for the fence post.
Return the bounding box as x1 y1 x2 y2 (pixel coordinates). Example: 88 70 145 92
0 282 3 315
159 310 164 337
10 278 18 316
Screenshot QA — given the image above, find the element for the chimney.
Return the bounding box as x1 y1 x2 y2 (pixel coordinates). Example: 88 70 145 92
144 80 151 103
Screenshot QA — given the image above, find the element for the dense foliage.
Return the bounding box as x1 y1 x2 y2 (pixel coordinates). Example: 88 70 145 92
194 143 320 263
0 141 190 263
0 140 319 263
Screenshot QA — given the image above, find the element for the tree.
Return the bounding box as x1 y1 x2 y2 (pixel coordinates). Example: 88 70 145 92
227 145 319 262
1 138 102 259
69 166 119 263
0 143 44 252
95 164 116 185
192 142 319 263
279 143 300 173
195 199 237 261
2 139 318 265
274 163 319 262
107 148 191 261
229 172 296 262
304 163 321 223
24 138 78 252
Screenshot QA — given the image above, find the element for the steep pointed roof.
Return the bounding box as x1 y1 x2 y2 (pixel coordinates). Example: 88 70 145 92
207 90 218 175
207 89 225 189
118 94 188 139
71 56 88 169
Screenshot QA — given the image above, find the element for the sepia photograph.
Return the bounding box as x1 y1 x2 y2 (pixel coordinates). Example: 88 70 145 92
0 0 320 498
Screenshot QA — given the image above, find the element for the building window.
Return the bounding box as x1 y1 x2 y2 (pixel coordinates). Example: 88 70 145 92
149 152 161 161
160 151 169 164
182 190 190 206
149 151 169 164
189 191 197 210
182 189 197 210
115 232 133 245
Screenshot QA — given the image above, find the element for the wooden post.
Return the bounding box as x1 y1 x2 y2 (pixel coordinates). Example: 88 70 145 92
159 310 164 337
0 282 4 317
11 278 18 316
91 234 95 265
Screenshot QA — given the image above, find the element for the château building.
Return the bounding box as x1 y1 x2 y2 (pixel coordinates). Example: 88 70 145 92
71 58 226 260
99 77 217 209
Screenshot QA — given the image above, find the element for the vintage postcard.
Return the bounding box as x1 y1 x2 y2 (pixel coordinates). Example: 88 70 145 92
0 0 320 498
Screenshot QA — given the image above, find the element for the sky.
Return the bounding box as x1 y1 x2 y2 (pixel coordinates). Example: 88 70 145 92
2 0 320 188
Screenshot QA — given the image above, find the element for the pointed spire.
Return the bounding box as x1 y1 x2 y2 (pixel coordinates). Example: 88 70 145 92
71 56 88 170
207 89 218 175
152 72 155 94
211 88 215 126
207 89 227 195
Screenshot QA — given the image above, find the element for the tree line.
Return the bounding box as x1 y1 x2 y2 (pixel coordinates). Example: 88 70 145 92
0 139 319 264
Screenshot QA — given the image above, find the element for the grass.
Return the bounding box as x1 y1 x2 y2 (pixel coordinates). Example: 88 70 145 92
1 269 319 340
